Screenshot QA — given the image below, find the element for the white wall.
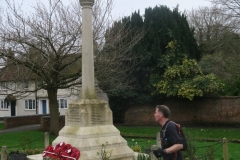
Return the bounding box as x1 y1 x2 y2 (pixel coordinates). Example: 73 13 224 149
0 81 108 117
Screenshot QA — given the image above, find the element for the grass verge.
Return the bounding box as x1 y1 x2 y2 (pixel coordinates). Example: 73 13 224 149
0 123 4 130
0 124 239 159
117 125 240 141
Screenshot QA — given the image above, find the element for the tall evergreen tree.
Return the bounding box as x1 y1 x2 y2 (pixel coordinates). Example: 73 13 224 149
129 5 200 103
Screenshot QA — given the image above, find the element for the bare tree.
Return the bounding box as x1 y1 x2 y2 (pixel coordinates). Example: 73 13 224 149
210 0 240 17
0 0 143 135
187 5 239 54
95 20 145 93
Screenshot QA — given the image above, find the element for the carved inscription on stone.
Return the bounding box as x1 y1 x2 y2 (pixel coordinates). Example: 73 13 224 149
68 107 81 122
91 105 104 124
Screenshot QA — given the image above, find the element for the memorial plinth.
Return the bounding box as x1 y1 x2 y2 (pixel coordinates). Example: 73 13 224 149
52 99 135 160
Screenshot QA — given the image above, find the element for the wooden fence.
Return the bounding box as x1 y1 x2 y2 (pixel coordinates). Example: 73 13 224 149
149 133 229 160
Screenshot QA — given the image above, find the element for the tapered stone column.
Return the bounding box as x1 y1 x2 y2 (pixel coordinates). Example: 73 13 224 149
51 0 137 160
80 0 96 99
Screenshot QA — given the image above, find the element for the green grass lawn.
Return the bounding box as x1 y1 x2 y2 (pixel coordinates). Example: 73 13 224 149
0 123 4 130
0 124 240 159
0 130 58 156
117 125 240 140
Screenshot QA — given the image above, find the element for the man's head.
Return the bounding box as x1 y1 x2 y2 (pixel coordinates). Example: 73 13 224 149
156 105 170 118
154 105 170 123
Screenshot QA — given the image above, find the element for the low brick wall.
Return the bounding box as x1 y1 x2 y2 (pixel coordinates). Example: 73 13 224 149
4 114 49 129
41 115 65 132
125 105 159 126
125 97 240 127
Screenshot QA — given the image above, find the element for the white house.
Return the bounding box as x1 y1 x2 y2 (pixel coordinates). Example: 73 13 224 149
0 80 108 118
0 80 76 117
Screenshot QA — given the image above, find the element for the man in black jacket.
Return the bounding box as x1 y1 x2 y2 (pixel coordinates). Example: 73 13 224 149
153 105 184 160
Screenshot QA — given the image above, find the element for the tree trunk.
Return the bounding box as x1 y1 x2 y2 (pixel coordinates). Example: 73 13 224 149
47 88 59 135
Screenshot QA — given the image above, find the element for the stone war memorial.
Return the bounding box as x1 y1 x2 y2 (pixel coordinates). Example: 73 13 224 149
29 0 137 159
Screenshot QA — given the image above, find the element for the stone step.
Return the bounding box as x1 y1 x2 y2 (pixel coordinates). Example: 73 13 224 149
27 153 139 160
27 154 42 160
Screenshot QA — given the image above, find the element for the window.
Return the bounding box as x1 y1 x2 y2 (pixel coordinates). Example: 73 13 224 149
0 82 16 90
0 82 7 90
25 99 36 110
8 82 16 90
23 81 29 89
58 99 67 109
0 100 8 109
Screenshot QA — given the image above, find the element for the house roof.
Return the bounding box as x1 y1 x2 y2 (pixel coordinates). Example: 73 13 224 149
0 64 36 81
0 55 81 82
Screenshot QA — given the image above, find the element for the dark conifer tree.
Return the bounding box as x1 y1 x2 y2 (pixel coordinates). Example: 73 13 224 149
106 5 200 106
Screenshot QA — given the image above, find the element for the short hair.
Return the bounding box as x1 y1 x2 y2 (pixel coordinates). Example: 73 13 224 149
156 105 170 118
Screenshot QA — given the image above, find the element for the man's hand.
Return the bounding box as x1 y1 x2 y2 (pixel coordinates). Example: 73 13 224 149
153 148 166 158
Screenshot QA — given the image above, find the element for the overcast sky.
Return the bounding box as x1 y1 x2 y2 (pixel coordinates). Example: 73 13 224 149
1 0 212 12
113 0 212 17
0 0 213 21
